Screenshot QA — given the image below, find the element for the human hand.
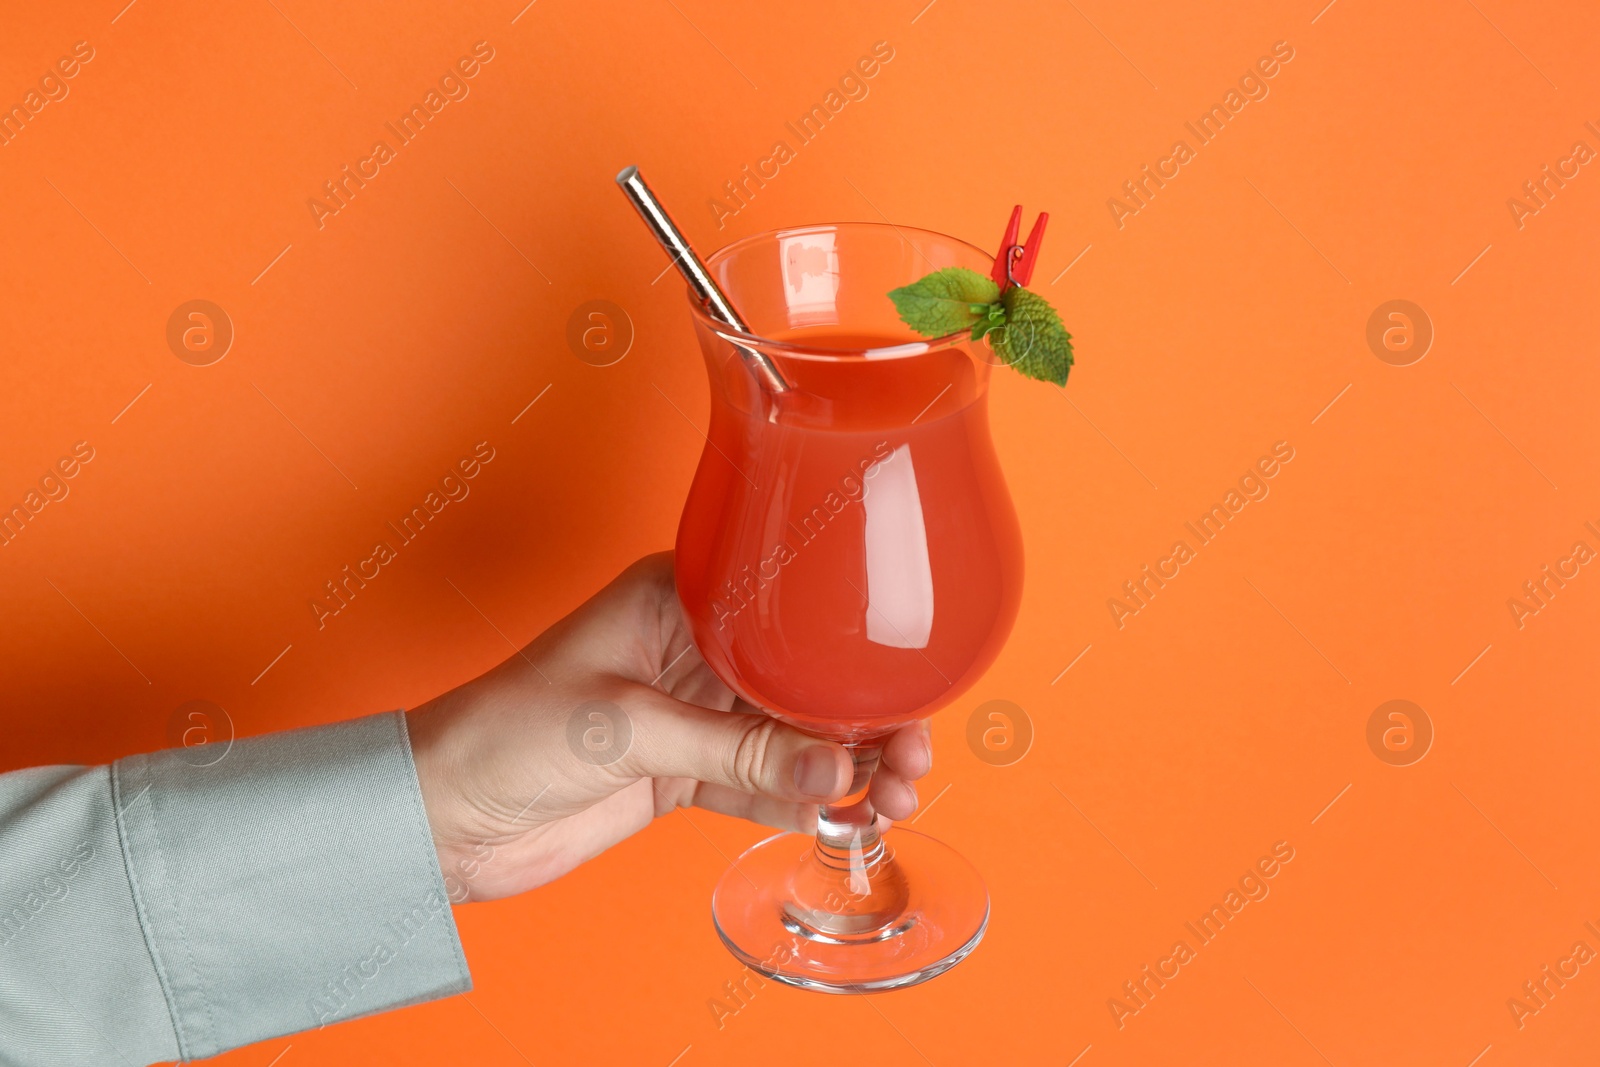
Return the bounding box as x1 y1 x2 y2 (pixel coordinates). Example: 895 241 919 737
405 552 933 903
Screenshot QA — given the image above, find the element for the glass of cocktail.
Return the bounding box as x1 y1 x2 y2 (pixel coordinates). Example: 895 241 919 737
674 222 1024 992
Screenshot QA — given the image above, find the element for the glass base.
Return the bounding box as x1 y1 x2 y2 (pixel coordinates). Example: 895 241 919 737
711 825 989 993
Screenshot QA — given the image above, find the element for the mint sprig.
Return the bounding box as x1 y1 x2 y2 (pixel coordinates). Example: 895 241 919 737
888 266 1074 386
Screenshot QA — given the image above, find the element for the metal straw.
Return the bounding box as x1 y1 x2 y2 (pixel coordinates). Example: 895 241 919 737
615 165 791 395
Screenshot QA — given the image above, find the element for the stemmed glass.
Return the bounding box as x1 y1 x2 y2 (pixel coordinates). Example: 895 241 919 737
674 222 1024 992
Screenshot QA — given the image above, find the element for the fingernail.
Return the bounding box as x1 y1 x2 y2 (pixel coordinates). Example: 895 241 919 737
794 746 842 798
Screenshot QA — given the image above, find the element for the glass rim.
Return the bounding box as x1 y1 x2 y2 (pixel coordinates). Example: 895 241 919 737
688 221 995 363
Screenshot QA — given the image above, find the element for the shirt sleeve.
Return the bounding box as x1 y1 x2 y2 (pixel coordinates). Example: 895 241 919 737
0 710 472 1065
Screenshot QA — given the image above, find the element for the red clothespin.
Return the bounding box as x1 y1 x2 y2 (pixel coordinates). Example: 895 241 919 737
989 204 1049 291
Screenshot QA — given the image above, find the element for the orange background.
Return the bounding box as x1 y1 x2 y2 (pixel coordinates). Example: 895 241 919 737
4 0 1599 1063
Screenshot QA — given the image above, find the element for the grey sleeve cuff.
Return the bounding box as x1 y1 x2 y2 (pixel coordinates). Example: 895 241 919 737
0 764 180 1066
112 709 472 1061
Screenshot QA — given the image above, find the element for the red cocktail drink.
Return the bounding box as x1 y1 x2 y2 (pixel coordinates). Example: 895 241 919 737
677 333 1022 742
677 224 1022 991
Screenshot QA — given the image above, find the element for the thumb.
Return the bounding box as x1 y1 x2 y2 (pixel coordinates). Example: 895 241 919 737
609 682 853 803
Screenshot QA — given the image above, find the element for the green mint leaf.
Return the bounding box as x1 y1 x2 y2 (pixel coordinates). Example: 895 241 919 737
990 286 1074 386
888 267 1001 337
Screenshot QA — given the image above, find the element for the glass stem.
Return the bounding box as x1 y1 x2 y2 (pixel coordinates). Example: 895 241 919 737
815 745 886 893
785 743 909 939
